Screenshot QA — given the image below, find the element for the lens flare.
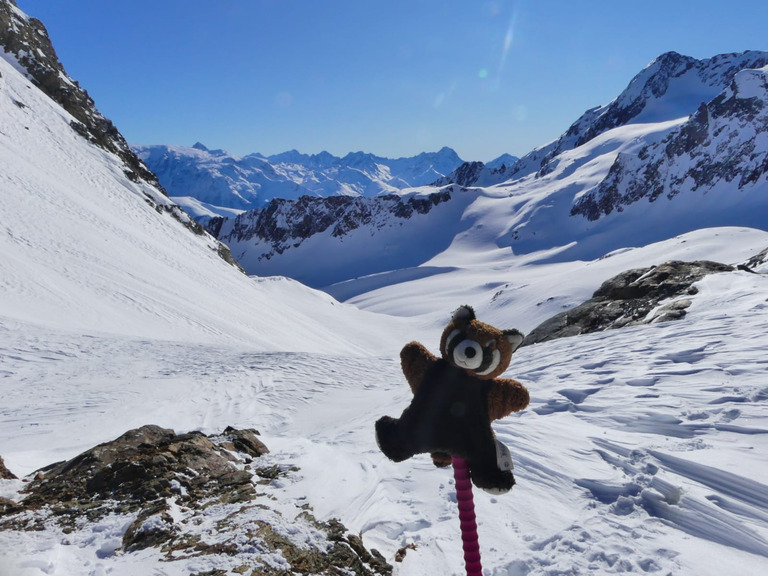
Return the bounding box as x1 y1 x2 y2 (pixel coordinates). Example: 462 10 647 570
494 10 518 89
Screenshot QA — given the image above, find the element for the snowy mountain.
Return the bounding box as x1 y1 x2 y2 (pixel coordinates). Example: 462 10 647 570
205 188 466 287
448 50 768 189
205 50 768 295
572 63 768 221
3 3 768 573
0 0 405 353
133 142 465 221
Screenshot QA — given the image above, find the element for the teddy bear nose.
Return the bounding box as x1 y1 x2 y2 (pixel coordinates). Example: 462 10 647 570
464 347 477 359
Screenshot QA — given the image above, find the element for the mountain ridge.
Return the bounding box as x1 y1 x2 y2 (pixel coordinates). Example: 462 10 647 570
133 143 476 220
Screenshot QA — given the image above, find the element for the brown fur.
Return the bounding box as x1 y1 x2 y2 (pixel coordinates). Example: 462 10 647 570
400 341 436 394
488 377 530 421
390 305 529 474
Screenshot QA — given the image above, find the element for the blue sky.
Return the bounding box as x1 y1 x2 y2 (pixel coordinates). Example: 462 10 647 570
16 0 768 162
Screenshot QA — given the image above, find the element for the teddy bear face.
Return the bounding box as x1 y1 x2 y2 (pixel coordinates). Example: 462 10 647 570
439 305 523 380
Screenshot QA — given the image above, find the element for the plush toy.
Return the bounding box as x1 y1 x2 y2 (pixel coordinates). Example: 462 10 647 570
375 305 529 494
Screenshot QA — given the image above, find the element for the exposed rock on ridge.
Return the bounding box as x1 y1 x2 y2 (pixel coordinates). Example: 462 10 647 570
0 455 15 480
207 189 453 261
0 0 243 270
523 260 735 345
0 0 157 187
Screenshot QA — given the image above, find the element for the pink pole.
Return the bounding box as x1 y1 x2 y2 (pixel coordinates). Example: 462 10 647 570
452 456 483 576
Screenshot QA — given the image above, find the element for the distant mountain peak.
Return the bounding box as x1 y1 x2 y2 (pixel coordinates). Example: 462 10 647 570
136 144 466 219
500 49 768 183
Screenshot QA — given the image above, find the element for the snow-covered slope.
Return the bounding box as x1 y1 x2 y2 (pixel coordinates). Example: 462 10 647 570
2 236 768 576
0 14 404 355
133 142 465 220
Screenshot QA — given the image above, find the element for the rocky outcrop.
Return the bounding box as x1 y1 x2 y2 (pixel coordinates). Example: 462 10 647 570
207 189 453 260
523 260 734 345
0 455 15 480
432 161 486 187
741 246 768 271
432 153 521 188
0 424 392 575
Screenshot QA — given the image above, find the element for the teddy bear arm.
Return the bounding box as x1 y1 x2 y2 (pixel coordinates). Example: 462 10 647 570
400 341 437 394
487 377 530 421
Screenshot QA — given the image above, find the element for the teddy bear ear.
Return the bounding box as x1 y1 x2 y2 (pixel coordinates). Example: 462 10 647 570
503 329 524 353
452 305 476 323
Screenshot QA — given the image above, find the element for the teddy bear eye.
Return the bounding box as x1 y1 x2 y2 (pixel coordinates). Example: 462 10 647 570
453 339 485 370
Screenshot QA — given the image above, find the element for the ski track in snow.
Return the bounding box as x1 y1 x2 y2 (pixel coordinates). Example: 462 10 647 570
3 271 768 576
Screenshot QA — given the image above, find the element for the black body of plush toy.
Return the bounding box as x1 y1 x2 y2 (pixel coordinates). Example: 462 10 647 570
375 305 529 493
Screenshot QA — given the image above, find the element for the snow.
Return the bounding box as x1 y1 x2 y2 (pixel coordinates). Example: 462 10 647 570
732 65 768 100
0 55 407 355
3 262 768 575
2 41 768 576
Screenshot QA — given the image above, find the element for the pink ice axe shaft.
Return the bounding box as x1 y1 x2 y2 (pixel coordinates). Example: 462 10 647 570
452 456 483 576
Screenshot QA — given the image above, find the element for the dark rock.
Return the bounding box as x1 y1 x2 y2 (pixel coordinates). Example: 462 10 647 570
19 424 257 515
205 189 453 259
217 426 269 459
741 246 768 270
523 260 734 345
122 499 177 552
0 497 21 516
433 161 485 187
0 424 392 574
0 455 16 480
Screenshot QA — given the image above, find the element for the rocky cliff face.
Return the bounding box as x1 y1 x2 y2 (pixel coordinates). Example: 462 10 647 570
207 188 453 262
0 0 157 187
572 63 768 221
